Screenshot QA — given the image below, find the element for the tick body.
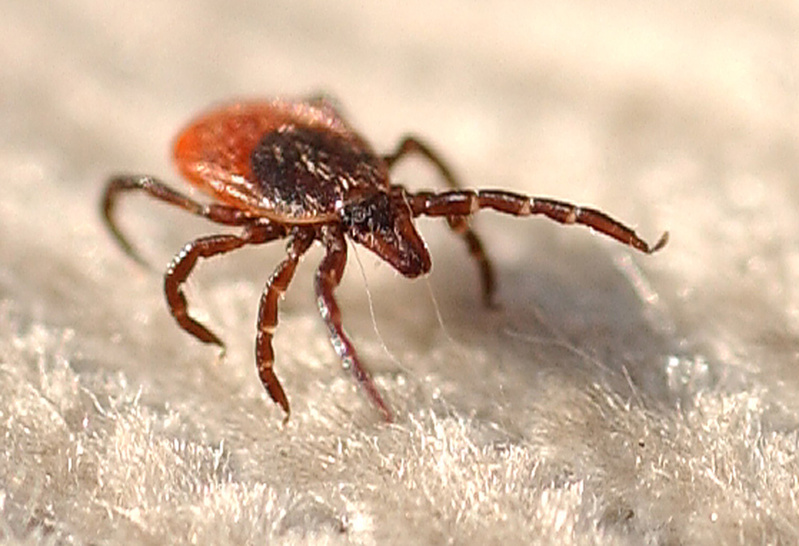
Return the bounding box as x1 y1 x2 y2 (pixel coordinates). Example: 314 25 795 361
102 97 667 422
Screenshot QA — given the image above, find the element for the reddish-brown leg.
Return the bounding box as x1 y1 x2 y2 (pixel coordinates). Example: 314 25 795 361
102 174 253 265
383 136 460 188
385 137 497 305
445 215 496 306
406 190 668 254
255 227 315 419
315 226 393 422
164 221 287 350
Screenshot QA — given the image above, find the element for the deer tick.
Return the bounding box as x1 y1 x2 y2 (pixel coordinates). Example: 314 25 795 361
101 96 667 422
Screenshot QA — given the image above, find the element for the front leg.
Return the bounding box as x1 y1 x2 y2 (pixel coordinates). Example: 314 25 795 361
315 226 393 422
407 189 668 254
254 227 315 419
164 221 287 350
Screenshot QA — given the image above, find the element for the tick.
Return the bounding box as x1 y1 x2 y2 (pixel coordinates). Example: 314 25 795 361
101 97 667 422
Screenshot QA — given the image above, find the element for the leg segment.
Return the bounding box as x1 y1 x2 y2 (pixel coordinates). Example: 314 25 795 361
164 222 287 349
315 227 393 422
102 174 253 265
446 215 496 306
383 136 461 189
385 137 497 305
407 190 668 254
254 228 315 418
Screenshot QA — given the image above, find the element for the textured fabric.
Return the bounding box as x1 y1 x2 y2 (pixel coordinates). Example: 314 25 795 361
2 1 799 544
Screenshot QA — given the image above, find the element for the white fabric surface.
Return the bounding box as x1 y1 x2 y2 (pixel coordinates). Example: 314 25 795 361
3 1 799 543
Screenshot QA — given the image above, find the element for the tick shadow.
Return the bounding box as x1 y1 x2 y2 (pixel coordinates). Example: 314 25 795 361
423 223 675 414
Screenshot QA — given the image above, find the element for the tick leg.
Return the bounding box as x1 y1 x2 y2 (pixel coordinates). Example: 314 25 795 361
315 227 393 422
407 190 668 254
255 228 315 419
102 175 253 266
446 215 497 306
385 137 497 305
164 222 287 350
384 136 461 188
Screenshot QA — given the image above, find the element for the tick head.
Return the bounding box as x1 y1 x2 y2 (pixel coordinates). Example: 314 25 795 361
340 192 431 277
